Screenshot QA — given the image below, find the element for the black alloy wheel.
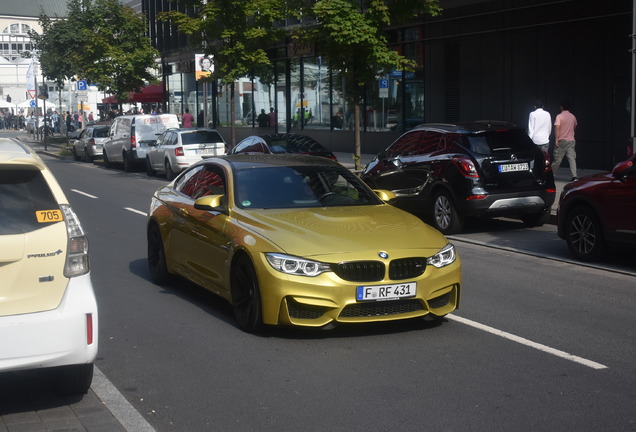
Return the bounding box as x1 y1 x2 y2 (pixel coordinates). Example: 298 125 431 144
147 224 171 284
432 191 463 235
566 206 605 261
230 254 263 332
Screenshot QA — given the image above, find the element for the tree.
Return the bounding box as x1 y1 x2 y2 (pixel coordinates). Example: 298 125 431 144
31 0 159 101
301 0 442 168
158 0 287 145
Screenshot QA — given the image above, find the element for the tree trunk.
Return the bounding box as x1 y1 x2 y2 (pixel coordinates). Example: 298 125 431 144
230 83 236 147
354 103 362 170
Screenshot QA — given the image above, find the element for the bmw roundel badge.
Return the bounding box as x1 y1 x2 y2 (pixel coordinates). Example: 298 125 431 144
378 251 389 259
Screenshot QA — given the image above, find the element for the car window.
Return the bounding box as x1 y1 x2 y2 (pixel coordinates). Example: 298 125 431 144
115 118 131 136
234 165 381 209
386 131 425 158
462 129 535 155
233 138 259 153
419 132 442 153
0 169 60 235
93 127 109 138
178 165 225 200
266 136 324 154
181 130 224 145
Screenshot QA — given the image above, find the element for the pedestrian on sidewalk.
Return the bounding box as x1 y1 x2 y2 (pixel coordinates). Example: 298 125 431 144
527 99 551 153
182 108 194 128
552 101 578 181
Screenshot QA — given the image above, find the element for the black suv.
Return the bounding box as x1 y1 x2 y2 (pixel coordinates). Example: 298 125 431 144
361 122 556 234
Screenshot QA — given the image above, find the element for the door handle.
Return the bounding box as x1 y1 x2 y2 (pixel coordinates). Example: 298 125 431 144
180 208 188 216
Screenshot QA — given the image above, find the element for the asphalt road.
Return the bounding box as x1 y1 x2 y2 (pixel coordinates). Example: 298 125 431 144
2 144 636 431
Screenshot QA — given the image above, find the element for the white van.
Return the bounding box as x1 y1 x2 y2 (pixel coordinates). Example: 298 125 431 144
103 114 180 171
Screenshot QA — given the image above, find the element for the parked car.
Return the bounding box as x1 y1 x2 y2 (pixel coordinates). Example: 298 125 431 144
557 154 636 261
228 133 337 160
72 125 110 162
146 128 227 180
102 114 180 171
147 154 461 332
0 138 98 394
361 122 556 234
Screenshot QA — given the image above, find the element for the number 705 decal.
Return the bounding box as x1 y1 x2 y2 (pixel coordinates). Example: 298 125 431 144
36 209 63 223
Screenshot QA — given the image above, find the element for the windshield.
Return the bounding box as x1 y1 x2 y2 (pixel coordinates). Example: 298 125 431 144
462 129 536 155
234 165 382 209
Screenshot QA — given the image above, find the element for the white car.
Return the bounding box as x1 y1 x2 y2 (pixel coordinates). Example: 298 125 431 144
102 114 180 172
146 128 227 180
0 138 98 394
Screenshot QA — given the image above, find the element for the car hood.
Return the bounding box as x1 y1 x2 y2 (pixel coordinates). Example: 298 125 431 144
235 204 448 259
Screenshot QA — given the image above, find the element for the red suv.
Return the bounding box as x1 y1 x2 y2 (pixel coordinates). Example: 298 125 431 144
557 154 636 261
361 122 556 234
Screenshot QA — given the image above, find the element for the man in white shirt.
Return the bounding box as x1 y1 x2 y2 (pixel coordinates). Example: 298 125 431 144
527 100 551 152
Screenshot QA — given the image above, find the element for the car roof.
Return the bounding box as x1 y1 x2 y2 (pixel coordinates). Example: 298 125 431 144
0 138 68 202
199 153 342 169
0 138 46 168
410 121 519 134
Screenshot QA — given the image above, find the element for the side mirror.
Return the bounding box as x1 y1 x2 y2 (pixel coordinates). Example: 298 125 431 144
373 189 397 202
612 160 633 179
194 195 226 212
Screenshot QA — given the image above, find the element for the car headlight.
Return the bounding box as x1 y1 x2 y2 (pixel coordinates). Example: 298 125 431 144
427 243 456 268
265 253 331 277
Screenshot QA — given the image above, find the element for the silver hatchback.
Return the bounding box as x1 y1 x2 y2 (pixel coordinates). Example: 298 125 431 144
72 125 110 162
146 128 227 180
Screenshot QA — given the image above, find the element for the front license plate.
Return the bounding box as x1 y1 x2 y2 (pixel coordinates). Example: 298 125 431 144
356 282 416 301
498 162 529 173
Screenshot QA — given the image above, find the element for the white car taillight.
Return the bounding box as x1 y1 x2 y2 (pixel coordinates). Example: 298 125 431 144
61 204 90 277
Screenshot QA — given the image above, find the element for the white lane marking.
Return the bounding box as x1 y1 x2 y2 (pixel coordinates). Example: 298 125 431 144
70 189 98 199
125 207 148 216
92 366 156 432
448 314 608 370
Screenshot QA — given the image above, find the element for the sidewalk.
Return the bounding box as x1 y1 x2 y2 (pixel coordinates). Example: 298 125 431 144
27 139 601 225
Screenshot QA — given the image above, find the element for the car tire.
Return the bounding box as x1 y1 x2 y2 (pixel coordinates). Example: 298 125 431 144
123 152 133 172
83 148 93 163
230 254 263 333
147 224 172 284
565 206 606 261
73 148 81 161
103 150 112 168
146 157 157 177
48 363 93 395
432 191 463 235
165 160 176 181
521 208 550 227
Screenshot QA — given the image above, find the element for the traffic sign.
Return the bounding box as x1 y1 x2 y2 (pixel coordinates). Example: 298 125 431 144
29 100 36 108
379 79 389 99
77 80 88 91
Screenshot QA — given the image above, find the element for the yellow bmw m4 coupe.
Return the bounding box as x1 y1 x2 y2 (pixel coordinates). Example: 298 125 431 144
147 154 461 332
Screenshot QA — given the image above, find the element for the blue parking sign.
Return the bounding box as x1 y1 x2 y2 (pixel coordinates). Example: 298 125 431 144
379 79 389 88
77 80 88 91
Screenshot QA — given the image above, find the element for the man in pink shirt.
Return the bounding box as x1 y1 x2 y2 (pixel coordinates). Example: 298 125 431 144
552 101 578 180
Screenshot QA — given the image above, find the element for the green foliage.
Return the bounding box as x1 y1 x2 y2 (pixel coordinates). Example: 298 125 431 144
31 0 159 100
159 0 286 85
304 0 441 105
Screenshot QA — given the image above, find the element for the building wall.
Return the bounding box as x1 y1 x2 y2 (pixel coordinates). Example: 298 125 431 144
425 0 633 169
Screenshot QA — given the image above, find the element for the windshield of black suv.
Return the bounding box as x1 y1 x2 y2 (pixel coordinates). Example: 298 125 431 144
462 129 536 155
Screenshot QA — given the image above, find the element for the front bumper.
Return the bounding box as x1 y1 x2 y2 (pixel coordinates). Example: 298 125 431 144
254 253 462 328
